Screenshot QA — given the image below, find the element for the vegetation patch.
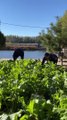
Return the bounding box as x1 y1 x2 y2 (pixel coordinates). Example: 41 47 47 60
0 59 67 120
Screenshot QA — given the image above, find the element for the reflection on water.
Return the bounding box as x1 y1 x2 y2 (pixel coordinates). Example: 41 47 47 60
0 50 45 59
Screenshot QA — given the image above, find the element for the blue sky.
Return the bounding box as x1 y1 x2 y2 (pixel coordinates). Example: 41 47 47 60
0 0 67 36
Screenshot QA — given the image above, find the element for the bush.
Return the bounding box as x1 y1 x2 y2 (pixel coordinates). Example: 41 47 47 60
0 59 67 119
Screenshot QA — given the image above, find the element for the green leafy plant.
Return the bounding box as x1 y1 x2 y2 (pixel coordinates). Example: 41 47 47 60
0 59 67 119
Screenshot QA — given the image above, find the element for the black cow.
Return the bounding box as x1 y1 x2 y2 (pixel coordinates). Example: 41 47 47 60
42 52 58 65
13 48 24 61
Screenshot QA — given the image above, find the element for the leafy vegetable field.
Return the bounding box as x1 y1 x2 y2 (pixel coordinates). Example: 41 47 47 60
0 59 67 120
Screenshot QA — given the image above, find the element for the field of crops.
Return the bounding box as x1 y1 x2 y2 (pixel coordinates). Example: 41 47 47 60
0 59 67 120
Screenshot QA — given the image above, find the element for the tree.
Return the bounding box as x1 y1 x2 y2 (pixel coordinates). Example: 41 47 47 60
39 10 67 52
0 32 6 48
61 11 67 46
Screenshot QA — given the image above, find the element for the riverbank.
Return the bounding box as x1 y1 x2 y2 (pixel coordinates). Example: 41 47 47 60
0 46 46 51
6 42 46 50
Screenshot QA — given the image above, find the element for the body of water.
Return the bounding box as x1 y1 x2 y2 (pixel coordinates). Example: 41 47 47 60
0 50 45 60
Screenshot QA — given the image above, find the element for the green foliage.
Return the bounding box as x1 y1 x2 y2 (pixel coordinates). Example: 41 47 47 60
39 10 67 52
6 35 40 44
0 31 6 48
0 59 67 120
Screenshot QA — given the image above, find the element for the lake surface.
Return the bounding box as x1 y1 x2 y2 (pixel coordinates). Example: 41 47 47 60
0 50 45 60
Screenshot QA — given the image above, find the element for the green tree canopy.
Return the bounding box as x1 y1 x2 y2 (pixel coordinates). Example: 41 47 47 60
39 10 67 52
0 32 6 48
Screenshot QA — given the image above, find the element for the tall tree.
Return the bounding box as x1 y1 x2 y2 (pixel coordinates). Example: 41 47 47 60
61 11 67 46
0 32 6 48
39 10 67 52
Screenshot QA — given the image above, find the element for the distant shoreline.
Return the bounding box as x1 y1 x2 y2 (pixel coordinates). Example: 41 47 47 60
0 47 46 51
